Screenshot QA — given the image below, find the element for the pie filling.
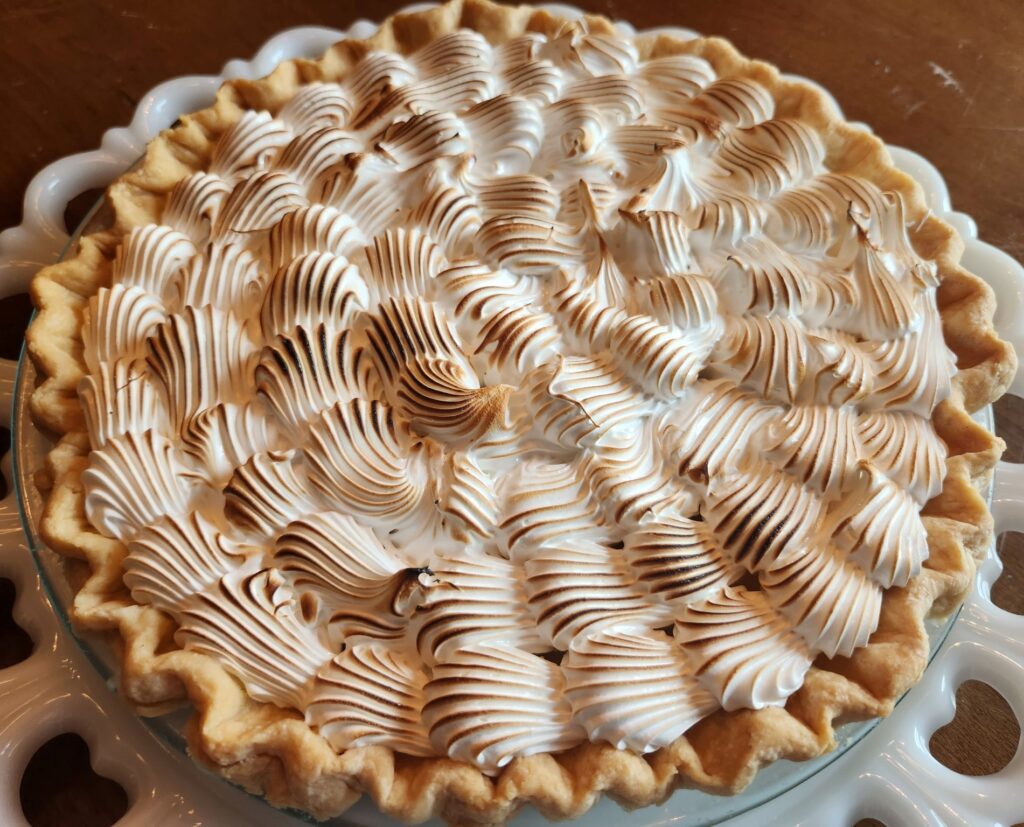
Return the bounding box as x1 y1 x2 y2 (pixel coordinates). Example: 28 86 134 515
78 20 953 773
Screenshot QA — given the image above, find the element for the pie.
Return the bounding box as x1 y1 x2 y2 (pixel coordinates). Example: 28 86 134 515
26 0 1015 823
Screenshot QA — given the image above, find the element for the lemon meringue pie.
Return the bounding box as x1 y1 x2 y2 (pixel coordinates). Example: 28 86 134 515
27 0 1015 822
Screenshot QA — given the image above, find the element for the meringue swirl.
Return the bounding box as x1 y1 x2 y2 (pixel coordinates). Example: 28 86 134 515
421 642 584 773
308 641 433 755
674 586 813 710
563 625 718 752
80 17 954 773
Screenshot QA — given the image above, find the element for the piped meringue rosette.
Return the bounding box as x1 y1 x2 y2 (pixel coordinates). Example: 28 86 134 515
79 18 954 775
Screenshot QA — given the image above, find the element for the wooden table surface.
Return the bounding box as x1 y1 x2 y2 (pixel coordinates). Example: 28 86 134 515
1 1 1021 825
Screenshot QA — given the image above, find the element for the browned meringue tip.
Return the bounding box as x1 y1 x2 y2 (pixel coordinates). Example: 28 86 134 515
391 566 442 616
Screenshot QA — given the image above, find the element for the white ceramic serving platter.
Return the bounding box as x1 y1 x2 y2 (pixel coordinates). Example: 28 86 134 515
0 5 1022 825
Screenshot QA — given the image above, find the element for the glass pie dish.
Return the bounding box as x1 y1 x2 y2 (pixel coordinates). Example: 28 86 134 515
2 6 1023 826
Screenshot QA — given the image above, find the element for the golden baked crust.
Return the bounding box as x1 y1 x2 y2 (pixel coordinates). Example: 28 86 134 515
26 0 1015 822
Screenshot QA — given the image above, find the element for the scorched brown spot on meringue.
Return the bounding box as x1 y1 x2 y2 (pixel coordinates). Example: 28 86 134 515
78 13 956 775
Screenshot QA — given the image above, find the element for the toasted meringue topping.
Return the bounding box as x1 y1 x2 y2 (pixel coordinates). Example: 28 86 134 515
308 641 433 755
278 82 353 131
260 251 368 339
766 404 861 499
564 625 718 752
624 515 737 605
422 642 584 772
520 537 671 649
145 305 257 434
210 110 291 178
181 402 277 485
706 460 825 572
79 358 162 447
305 400 433 541
112 224 196 301
760 543 882 658
273 511 436 627
176 560 333 709
81 21 952 772
827 461 929 587
163 173 230 240
256 325 374 428
83 429 197 539
224 450 320 538
437 451 498 543
83 285 167 373
414 551 546 664
125 511 255 612
675 586 813 710
171 240 264 317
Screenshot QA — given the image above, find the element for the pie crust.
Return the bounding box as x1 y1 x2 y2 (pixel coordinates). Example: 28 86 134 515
26 0 1015 823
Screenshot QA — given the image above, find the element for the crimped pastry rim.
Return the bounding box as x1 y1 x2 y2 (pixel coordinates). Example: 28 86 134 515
24 0 1016 823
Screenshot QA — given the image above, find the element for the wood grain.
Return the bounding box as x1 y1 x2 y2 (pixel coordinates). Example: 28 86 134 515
0 1 1021 824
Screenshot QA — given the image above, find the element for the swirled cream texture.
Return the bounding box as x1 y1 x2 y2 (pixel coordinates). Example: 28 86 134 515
81 21 953 772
